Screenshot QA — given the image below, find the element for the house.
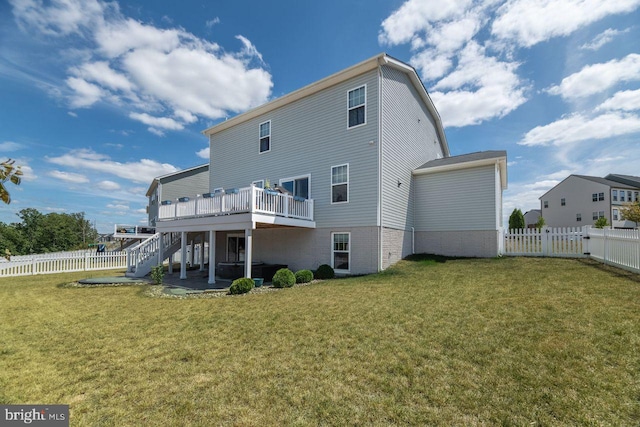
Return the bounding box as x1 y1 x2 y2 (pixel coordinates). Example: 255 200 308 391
539 174 640 229
523 209 541 228
131 54 507 280
146 164 209 227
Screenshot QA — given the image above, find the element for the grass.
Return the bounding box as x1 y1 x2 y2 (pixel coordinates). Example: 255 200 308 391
1 257 639 425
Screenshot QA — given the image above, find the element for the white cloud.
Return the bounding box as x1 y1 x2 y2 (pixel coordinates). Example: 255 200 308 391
206 17 220 28
66 76 103 108
546 54 640 100
106 202 129 210
580 27 631 50
196 147 210 159
596 89 640 112
518 112 640 146
0 141 23 151
46 148 178 184
96 180 121 191
492 0 640 47
379 0 474 46
48 170 90 184
429 42 527 127
9 0 273 134
129 112 184 130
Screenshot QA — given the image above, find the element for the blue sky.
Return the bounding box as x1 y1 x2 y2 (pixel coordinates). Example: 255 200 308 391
1 0 639 233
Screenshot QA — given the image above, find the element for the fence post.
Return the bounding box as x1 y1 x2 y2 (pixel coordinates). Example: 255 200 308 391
85 252 90 271
583 226 590 256
31 255 36 276
603 227 609 265
542 227 549 256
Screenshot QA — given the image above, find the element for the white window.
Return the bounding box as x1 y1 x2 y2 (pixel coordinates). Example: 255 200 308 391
628 191 632 202
620 191 626 202
576 213 581 222
592 193 598 202
348 85 366 128
280 174 310 199
592 212 598 220
561 198 566 206
259 120 271 153
612 190 618 201
613 209 619 221
599 211 605 218
635 192 639 202
331 164 349 204
331 232 350 272
599 192 605 201
544 201 548 208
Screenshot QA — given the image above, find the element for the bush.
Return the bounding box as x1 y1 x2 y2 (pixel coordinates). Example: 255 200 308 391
272 268 295 288
315 264 335 280
150 265 164 285
295 269 314 284
229 277 254 294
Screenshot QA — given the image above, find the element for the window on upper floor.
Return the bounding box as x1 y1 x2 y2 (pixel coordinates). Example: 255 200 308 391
627 191 632 202
331 164 349 204
612 190 618 201
620 191 626 202
259 120 271 153
592 193 598 202
599 192 605 201
635 192 639 202
576 213 581 222
348 85 366 128
280 174 310 199
544 201 548 208
561 198 566 206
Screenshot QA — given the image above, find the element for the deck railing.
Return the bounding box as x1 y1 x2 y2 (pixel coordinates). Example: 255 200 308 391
158 186 314 222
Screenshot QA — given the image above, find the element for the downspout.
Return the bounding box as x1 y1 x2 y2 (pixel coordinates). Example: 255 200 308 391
378 60 384 271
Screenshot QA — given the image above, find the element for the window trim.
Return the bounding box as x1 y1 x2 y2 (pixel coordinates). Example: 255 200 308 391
576 213 582 222
561 198 566 206
599 192 605 201
543 201 548 208
592 193 598 202
613 209 619 221
259 120 271 154
331 163 349 204
331 232 350 273
612 190 618 201
347 84 366 129
279 173 311 199
252 180 265 189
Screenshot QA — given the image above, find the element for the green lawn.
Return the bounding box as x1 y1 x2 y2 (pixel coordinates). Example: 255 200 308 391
1 257 639 426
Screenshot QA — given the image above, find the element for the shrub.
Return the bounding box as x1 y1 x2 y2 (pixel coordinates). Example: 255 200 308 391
295 269 314 284
150 265 164 285
229 277 254 295
272 268 295 288
315 264 335 280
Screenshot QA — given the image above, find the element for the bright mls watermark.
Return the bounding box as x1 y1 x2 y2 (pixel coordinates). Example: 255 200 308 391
1 405 68 426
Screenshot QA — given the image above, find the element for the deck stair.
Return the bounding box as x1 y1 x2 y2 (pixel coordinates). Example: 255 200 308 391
125 232 182 278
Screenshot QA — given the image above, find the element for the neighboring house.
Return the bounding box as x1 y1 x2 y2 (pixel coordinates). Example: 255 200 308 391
524 209 541 228
146 164 209 227
539 174 640 229
130 54 507 280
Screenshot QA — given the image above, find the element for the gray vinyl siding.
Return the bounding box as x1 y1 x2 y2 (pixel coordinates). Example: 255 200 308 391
210 69 380 228
380 65 444 231
160 168 210 203
540 176 610 228
414 165 497 231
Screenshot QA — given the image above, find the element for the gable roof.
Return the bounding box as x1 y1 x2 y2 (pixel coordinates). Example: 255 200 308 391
413 150 507 189
538 174 638 200
605 174 640 188
202 53 450 157
145 164 209 197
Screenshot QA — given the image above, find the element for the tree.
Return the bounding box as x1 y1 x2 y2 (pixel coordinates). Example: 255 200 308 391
535 216 546 231
0 159 23 204
594 216 609 229
508 208 525 230
620 201 640 227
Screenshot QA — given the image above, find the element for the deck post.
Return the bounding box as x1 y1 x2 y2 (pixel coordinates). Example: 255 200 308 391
208 230 216 284
180 231 187 279
199 232 205 271
157 232 164 268
244 227 252 279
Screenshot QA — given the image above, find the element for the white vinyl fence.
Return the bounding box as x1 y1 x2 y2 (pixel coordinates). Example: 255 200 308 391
0 250 127 277
587 227 640 274
503 226 640 274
